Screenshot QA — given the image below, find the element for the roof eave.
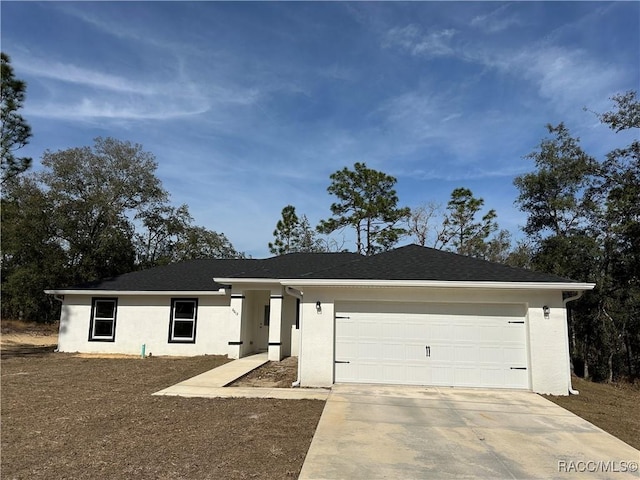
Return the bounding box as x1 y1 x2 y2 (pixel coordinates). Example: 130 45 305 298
278 279 596 290
213 277 281 285
44 289 228 296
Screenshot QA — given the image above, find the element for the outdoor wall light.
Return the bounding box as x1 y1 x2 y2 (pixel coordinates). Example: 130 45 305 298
316 301 322 313
543 305 550 319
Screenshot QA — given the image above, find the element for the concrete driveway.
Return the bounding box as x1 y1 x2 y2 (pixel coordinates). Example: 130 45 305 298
299 384 640 479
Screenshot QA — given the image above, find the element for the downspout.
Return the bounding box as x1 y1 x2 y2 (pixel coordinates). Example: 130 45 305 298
51 294 65 352
563 291 585 395
285 286 303 388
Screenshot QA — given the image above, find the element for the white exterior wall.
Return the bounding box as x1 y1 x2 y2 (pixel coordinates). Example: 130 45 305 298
281 294 296 357
57 285 572 394
297 286 570 395
290 327 300 357
58 294 231 357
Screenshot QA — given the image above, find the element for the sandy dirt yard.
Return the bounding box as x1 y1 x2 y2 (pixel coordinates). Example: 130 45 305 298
1 327 325 480
2 322 637 479
1 321 59 349
231 356 299 388
0 332 59 347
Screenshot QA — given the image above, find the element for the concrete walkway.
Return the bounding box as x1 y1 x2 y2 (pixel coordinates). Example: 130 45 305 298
300 384 640 479
153 352 329 400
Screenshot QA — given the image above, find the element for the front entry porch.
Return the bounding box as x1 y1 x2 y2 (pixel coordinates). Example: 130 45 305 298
226 287 298 361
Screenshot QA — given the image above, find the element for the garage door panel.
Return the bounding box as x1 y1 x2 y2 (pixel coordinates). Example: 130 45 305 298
452 344 476 362
358 362 385 382
405 343 426 360
479 367 505 387
407 364 431 384
383 321 404 338
383 364 406 382
429 323 453 341
431 365 454 384
478 346 505 363
505 368 528 387
360 319 381 337
480 325 502 341
503 346 527 364
335 302 529 389
453 325 478 341
356 341 380 361
405 321 430 339
454 366 479 386
432 344 454 362
335 346 354 360
382 343 405 360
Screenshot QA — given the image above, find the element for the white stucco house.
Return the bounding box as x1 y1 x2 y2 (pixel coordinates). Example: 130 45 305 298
46 244 594 395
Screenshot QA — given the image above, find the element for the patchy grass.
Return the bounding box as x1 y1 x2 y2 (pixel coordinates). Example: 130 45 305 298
1 347 325 480
544 376 640 450
1 318 59 335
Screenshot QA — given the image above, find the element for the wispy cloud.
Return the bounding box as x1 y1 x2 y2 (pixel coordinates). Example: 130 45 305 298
25 98 210 121
15 57 164 95
318 64 359 82
15 53 264 122
465 45 625 115
59 4 205 59
384 21 627 119
384 25 457 58
470 4 523 33
396 163 529 182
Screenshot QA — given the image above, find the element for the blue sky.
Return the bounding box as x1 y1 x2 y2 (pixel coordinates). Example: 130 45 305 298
2 2 638 258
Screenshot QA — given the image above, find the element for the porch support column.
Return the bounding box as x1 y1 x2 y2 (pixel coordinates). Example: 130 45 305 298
268 293 284 361
228 292 245 359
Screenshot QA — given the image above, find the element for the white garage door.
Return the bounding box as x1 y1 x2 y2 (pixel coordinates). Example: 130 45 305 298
335 302 529 389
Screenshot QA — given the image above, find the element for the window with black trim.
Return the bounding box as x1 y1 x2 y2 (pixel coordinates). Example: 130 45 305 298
169 298 198 343
295 298 300 329
89 298 117 341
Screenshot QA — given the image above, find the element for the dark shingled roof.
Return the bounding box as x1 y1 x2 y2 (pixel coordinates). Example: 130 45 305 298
69 258 260 291
59 244 576 291
301 244 576 283
225 252 362 279
63 253 362 291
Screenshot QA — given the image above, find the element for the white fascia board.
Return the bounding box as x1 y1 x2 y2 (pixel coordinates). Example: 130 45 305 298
278 279 596 291
44 289 228 296
213 277 279 285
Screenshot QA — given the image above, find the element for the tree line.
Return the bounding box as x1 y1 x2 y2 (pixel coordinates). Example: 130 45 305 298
271 182 519 264
1 51 638 382
1 137 244 322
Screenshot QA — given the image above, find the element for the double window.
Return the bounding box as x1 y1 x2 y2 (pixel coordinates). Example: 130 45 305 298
169 298 198 343
88 297 199 344
89 298 117 341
